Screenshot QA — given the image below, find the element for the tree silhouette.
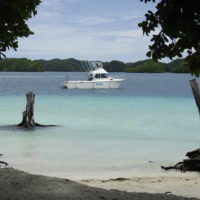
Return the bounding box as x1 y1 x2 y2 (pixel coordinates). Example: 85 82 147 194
139 0 200 76
0 0 41 59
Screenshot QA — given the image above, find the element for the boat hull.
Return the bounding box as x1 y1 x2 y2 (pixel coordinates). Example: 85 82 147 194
63 79 123 89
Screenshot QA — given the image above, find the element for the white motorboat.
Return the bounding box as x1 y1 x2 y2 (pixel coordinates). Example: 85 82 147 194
62 61 124 89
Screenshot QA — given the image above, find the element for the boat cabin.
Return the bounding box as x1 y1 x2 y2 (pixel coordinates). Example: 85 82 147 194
88 68 109 81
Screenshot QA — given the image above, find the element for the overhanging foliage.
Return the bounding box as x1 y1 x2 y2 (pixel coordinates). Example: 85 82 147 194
139 0 200 76
0 0 41 59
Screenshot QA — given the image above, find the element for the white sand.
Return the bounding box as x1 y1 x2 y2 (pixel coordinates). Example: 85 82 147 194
81 172 200 198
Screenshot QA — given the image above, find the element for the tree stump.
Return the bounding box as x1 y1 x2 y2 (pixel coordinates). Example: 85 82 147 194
18 92 36 128
18 92 54 128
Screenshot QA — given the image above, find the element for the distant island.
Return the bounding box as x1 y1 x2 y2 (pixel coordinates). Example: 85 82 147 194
0 57 189 73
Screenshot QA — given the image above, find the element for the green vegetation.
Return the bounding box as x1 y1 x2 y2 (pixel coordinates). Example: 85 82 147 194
104 60 126 72
35 58 82 71
163 59 189 74
0 0 41 59
0 57 190 73
139 0 200 77
126 60 164 73
0 58 43 72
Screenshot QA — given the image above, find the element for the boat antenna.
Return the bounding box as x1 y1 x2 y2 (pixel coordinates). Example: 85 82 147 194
86 61 92 71
84 61 92 71
80 61 89 72
88 61 96 70
85 61 92 71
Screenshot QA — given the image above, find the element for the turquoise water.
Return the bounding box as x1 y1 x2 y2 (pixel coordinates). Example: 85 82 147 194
0 72 200 179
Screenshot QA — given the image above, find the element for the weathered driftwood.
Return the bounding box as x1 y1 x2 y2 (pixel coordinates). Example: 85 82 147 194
0 161 8 166
186 148 200 158
190 79 200 115
0 154 8 167
18 92 55 128
161 148 200 172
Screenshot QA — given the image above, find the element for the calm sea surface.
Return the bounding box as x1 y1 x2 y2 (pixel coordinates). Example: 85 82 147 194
0 72 200 179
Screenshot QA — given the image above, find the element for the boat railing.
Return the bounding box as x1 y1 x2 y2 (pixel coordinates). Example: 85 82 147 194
64 73 88 82
110 74 126 80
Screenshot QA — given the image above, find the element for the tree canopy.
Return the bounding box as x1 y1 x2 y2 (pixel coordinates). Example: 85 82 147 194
126 60 164 73
36 58 83 71
139 0 200 77
0 0 41 58
0 58 43 72
104 60 126 72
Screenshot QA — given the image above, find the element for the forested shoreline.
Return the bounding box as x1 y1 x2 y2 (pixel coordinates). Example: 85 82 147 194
0 57 189 73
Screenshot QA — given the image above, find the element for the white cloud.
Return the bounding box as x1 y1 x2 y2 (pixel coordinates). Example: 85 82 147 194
42 0 80 6
69 16 116 25
123 15 143 20
41 0 84 10
39 11 60 18
41 0 63 11
99 29 143 39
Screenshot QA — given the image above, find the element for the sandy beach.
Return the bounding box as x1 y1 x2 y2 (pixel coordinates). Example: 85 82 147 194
81 172 200 199
0 167 199 200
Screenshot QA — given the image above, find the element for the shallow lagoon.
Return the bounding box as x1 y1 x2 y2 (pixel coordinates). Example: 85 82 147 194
0 72 199 179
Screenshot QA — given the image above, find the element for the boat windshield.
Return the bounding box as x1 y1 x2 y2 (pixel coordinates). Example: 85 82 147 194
95 73 108 79
101 73 108 78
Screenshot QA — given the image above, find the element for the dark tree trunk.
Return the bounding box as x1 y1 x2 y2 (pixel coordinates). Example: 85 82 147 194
190 79 200 115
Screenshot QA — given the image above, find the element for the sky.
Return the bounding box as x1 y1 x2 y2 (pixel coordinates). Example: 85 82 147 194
7 0 156 62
